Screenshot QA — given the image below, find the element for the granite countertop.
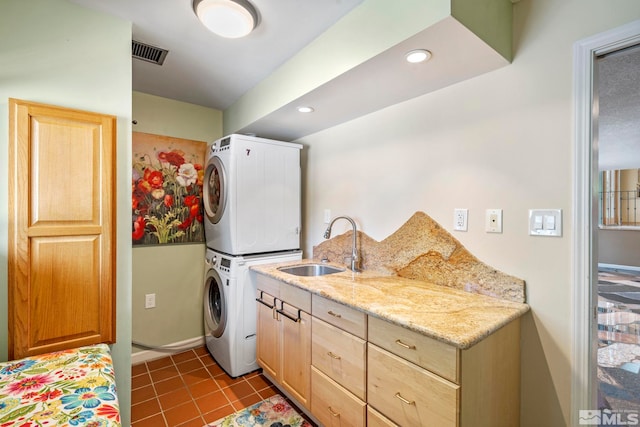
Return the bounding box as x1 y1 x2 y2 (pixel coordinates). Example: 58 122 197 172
251 259 530 350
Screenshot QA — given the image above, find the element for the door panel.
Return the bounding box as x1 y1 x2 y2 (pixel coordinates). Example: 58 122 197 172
8 98 116 359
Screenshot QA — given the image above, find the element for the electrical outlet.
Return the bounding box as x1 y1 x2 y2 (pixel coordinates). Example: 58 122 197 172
453 208 468 231
486 209 503 233
145 293 156 309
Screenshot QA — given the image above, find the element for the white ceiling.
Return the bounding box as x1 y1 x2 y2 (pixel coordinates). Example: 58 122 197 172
69 0 364 110
598 44 640 171
67 0 639 161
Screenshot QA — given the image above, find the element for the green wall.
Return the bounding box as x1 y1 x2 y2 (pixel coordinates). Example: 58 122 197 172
0 0 133 424
131 92 222 354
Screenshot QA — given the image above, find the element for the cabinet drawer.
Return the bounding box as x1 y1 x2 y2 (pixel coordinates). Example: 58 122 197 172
256 273 281 297
312 317 366 400
312 295 366 339
281 281 311 313
256 273 311 313
311 366 366 427
368 344 459 427
368 316 459 383
367 406 399 427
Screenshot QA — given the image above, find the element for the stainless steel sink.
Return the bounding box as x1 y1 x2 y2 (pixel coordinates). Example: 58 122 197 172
278 263 345 277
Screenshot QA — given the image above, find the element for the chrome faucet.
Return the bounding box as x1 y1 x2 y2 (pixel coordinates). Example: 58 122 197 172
323 216 360 272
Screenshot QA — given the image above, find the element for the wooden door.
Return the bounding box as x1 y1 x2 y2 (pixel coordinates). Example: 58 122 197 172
256 291 279 380
8 98 116 359
280 305 311 408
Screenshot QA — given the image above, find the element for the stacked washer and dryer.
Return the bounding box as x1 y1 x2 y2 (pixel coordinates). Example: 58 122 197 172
202 134 302 378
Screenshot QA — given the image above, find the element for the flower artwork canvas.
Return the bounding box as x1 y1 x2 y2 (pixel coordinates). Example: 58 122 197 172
132 132 206 245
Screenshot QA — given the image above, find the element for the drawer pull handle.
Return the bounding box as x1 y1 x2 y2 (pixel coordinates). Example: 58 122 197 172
328 310 342 318
276 308 301 323
395 339 416 350
277 301 301 323
327 351 341 360
256 292 275 309
394 392 416 406
328 406 340 417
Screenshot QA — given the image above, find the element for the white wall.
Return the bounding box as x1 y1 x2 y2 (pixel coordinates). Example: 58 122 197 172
296 1 640 425
0 0 133 424
131 92 222 353
599 229 640 267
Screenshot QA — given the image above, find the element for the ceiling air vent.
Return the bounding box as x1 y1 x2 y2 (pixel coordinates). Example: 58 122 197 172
132 40 168 65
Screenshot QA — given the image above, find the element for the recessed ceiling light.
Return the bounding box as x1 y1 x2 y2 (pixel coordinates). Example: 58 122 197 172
193 0 258 39
405 49 432 64
297 106 314 113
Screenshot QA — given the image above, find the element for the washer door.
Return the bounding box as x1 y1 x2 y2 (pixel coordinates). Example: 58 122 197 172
204 268 226 338
203 156 226 224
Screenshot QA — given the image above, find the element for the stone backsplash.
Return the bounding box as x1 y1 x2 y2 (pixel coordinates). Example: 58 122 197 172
313 211 526 303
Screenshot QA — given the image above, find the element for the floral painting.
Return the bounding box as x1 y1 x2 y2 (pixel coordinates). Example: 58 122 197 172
132 132 206 245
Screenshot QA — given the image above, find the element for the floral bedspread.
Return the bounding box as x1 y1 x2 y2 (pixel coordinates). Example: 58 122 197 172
0 344 120 427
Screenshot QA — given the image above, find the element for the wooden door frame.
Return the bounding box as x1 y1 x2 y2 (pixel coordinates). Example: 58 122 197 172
572 19 640 424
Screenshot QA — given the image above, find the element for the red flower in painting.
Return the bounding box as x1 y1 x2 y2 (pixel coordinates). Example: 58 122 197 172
132 216 146 241
136 179 151 194
144 169 164 189
178 217 192 230
163 194 173 208
183 195 198 207
158 150 185 167
189 203 200 219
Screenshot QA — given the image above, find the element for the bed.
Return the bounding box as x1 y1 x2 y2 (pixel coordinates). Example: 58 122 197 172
0 344 120 426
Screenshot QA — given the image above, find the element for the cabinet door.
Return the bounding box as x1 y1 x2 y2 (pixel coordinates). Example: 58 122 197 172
256 290 279 381
8 99 116 359
280 301 311 408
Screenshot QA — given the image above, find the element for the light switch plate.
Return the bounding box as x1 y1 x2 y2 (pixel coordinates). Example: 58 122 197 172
529 209 562 236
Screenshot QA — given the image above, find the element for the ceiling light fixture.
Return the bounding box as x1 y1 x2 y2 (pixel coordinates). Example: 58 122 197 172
193 0 259 39
297 106 314 113
405 49 432 64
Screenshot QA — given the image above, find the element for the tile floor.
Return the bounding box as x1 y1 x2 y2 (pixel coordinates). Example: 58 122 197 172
131 346 280 426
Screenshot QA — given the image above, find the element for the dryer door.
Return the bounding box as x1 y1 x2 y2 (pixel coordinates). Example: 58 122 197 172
203 156 226 224
204 268 226 338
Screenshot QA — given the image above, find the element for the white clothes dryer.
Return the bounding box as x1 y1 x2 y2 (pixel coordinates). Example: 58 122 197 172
203 247 302 377
203 134 302 255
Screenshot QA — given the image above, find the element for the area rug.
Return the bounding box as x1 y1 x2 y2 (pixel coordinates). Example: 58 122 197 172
208 394 313 427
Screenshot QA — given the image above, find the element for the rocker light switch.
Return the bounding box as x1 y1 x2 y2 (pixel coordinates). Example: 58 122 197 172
529 209 562 237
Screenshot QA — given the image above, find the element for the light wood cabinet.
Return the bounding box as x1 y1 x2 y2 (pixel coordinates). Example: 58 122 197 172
255 271 521 427
310 294 367 426
368 317 521 427
367 406 399 427
311 366 366 427
311 317 366 400
256 274 311 408
368 344 459 426
8 99 116 359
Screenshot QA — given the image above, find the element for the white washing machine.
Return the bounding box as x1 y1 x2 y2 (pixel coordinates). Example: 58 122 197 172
204 247 302 377
203 134 302 255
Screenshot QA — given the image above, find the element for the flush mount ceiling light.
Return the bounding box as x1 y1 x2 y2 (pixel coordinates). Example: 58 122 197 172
297 106 314 113
405 49 432 64
193 0 258 39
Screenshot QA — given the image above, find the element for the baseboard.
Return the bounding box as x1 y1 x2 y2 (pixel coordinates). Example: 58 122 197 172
131 336 206 365
598 263 640 272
